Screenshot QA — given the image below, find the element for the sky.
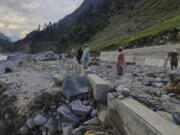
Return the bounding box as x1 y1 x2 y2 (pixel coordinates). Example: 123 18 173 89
0 0 83 41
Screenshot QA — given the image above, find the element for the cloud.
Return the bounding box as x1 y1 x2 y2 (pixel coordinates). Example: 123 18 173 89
0 0 83 41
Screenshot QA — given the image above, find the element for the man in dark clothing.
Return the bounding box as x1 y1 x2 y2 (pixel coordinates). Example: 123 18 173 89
77 47 83 64
168 50 179 70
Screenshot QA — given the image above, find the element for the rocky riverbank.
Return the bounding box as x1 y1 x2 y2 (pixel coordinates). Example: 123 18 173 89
0 52 116 135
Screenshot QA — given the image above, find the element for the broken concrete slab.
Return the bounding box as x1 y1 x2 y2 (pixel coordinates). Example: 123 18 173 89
62 72 89 99
87 74 109 103
108 93 180 135
57 105 80 123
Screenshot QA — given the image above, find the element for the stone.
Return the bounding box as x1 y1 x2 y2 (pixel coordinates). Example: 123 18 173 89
53 73 65 86
62 123 73 135
84 118 99 125
152 83 164 88
172 112 180 125
62 73 89 99
70 100 92 116
20 126 28 135
26 118 35 129
34 114 47 126
72 127 82 135
121 88 131 97
44 117 58 133
57 105 80 123
91 109 97 117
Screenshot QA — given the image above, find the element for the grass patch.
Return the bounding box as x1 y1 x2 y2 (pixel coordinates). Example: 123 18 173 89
91 15 180 51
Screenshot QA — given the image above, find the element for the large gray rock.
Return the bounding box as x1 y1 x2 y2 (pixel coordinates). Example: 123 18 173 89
34 114 47 126
62 73 89 99
57 105 80 123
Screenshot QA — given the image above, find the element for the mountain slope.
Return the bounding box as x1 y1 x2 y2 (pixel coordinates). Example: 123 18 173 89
0 32 12 48
0 32 12 42
12 0 180 53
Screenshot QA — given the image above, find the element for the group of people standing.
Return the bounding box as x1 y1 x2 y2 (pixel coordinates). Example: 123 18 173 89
76 45 90 69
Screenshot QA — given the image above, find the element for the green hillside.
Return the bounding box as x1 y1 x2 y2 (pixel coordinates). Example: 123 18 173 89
86 0 180 51
91 15 180 51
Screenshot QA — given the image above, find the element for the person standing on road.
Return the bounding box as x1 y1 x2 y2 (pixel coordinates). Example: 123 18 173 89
168 49 179 70
116 47 126 75
77 47 83 64
81 45 90 69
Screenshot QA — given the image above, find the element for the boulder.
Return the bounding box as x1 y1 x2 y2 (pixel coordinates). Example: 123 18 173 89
62 73 89 99
34 114 47 126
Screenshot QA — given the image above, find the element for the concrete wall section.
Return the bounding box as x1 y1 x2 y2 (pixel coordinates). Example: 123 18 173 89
100 44 180 68
87 74 109 103
108 94 180 135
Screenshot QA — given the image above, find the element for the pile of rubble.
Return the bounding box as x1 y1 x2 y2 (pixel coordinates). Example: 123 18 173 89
19 72 115 135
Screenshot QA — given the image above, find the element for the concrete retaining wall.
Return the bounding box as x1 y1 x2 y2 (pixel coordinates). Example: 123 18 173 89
108 93 180 135
100 44 180 68
70 59 180 135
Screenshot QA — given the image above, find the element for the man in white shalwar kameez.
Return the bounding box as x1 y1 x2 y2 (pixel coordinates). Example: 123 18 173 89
81 45 90 69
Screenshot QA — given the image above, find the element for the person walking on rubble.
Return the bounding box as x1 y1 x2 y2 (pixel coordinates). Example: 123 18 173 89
81 45 90 69
77 47 83 64
168 49 179 70
116 47 126 75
